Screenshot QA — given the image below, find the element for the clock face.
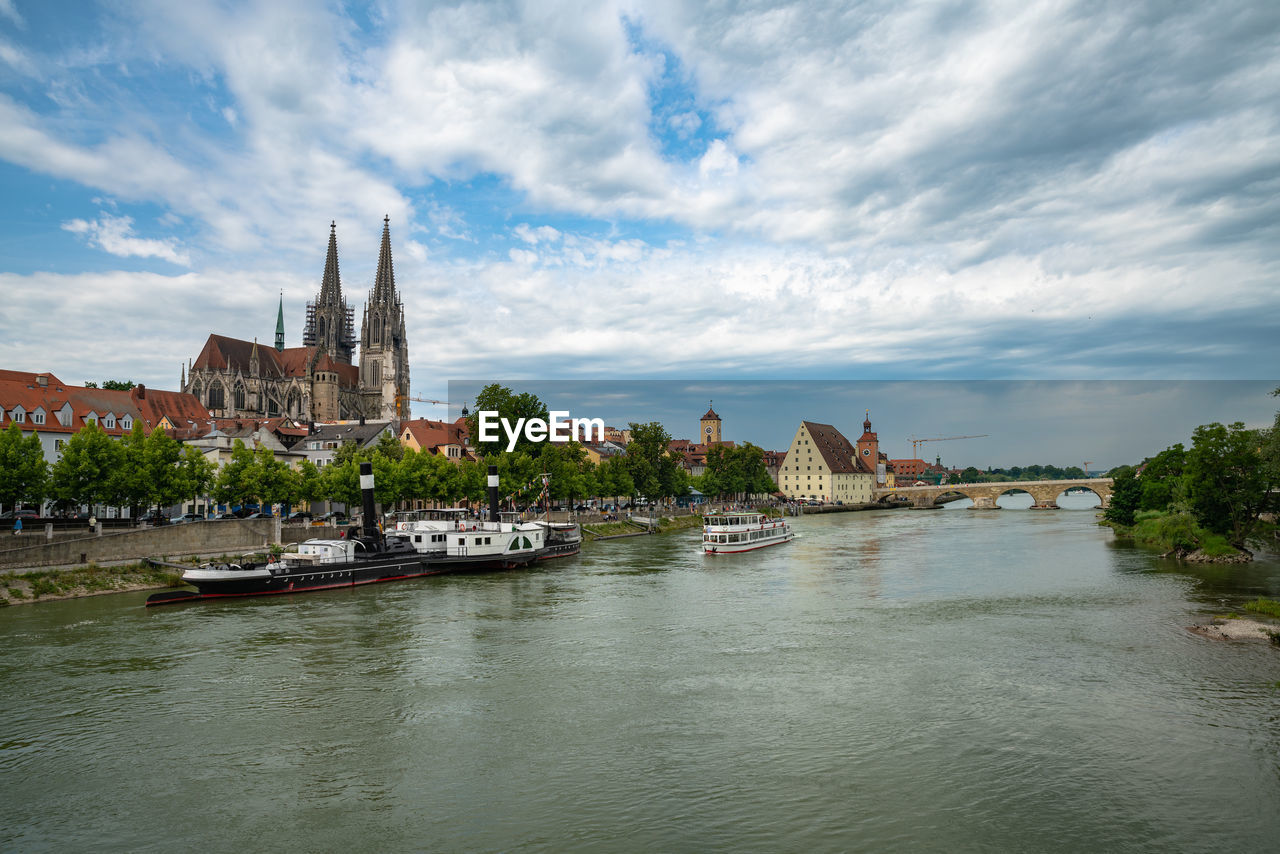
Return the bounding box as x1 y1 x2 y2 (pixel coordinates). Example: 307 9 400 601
862 448 870 456
705 426 712 435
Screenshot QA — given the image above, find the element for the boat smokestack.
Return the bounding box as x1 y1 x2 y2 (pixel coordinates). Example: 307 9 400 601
360 461 378 539
488 464 500 522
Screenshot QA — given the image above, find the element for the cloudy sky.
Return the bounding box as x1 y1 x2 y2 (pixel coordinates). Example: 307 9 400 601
2 0 1277 462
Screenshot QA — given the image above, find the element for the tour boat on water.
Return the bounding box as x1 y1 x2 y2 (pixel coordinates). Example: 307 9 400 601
702 511 793 555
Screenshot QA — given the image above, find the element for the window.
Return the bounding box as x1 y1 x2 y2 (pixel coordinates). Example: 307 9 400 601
13 409 24 423
33 410 45 425
208 385 225 409
233 385 246 410
104 415 115 428
121 416 132 430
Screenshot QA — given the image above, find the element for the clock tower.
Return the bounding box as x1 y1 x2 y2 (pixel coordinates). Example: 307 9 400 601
700 402 722 444
855 410 882 482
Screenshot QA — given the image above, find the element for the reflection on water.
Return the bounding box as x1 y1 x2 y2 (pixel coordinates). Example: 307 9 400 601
2 506 1278 852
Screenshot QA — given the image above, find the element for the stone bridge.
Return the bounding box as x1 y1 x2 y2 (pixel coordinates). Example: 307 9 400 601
873 478 1114 510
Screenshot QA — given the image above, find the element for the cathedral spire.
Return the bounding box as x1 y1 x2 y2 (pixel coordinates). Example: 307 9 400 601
303 220 355 364
372 215 396 306
274 292 285 352
320 221 341 305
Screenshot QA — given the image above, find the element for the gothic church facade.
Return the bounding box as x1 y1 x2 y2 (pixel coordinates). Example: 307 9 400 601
184 218 411 424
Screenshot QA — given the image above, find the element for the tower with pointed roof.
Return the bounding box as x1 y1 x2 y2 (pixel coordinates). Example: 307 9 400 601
302 222 356 365
359 215 411 421
274 294 285 352
700 401 722 444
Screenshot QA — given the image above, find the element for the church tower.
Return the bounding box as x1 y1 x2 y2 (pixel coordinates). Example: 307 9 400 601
700 401 722 444
274 294 285 352
359 216 410 421
855 411 883 483
302 222 356 364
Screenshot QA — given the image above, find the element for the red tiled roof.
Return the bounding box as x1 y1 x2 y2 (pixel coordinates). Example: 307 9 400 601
402 418 470 455
0 375 208 437
191 335 358 388
801 421 865 474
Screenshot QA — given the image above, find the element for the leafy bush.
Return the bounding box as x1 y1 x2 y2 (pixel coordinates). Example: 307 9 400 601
1131 512 1201 552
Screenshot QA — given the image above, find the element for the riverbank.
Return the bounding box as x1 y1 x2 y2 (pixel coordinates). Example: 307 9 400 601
583 513 705 540
1 561 185 606
1102 511 1266 563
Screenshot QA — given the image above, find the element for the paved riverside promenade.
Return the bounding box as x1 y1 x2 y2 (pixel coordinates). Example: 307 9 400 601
0 519 347 572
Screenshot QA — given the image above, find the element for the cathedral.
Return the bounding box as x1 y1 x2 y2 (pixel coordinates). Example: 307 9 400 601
183 217 411 424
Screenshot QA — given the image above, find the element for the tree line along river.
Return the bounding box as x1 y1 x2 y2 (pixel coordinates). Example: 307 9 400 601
2 497 1278 852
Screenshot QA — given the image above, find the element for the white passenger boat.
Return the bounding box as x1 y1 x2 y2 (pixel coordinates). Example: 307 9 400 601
702 511 793 554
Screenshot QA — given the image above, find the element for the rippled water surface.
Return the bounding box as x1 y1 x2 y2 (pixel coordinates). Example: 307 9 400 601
3 501 1279 852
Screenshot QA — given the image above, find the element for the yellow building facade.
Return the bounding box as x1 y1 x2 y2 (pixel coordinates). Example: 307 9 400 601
778 421 875 503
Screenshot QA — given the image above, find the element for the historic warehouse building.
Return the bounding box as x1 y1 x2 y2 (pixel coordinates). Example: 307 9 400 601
183 217 410 424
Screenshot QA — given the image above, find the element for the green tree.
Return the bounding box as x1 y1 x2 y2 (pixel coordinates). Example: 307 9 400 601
1138 443 1185 512
321 458 362 507
50 422 121 512
178 444 216 514
373 431 405 461
111 422 152 515
144 427 187 514
465 383 550 458
1184 422 1271 544
625 422 687 502
1263 387 1280 492
101 380 136 390
294 459 324 507
0 422 48 511
456 459 487 504
213 440 257 509
250 446 298 511
1103 465 1141 527
369 453 402 509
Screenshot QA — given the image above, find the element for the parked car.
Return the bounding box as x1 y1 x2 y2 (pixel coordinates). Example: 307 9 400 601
1 509 40 519
213 512 238 520
174 513 205 523
286 511 313 523
139 511 169 525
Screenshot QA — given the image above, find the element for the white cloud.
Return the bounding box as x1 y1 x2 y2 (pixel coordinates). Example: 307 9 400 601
61 214 191 266
0 0 23 28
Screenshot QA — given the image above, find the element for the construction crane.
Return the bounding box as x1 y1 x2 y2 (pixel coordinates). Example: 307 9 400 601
909 434 989 457
394 393 453 420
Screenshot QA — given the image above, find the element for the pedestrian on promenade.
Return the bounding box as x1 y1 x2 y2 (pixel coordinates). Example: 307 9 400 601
12 517 21 536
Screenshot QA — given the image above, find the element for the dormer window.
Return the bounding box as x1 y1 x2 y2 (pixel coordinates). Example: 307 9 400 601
104 414 116 429
85 412 98 425
33 408 46 425
121 416 133 430
12 406 25 423
58 404 72 426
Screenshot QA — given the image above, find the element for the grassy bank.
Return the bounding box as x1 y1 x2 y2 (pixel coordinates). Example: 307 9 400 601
583 513 706 540
1104 510 1249 561
1 562 186 606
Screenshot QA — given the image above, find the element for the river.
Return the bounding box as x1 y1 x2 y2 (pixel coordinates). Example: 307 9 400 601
2 498 1278 852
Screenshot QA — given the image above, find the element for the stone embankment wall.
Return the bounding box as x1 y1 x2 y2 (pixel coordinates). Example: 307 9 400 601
0 521 348 572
